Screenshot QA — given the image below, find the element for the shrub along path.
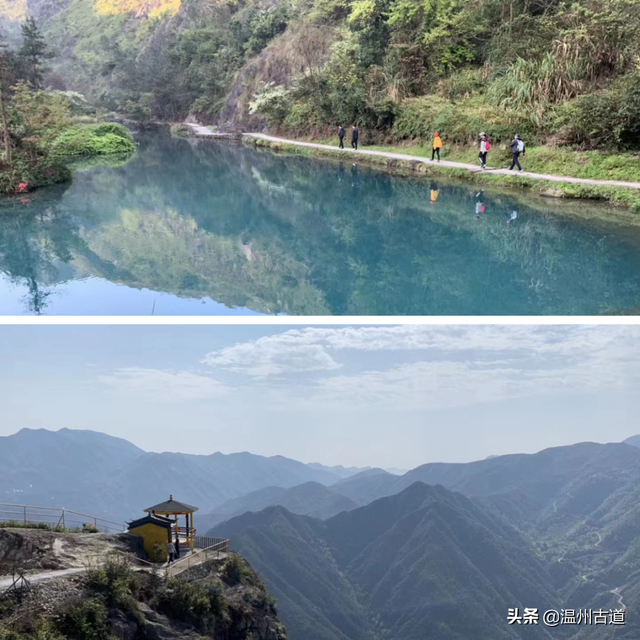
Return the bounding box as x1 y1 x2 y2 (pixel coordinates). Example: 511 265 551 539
186 125 640 190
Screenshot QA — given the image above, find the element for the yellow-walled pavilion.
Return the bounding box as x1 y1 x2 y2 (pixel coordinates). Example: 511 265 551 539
127 496 199 562
145 495 198 551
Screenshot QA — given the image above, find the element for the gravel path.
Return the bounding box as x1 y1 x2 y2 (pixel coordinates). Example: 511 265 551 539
0 567 86 589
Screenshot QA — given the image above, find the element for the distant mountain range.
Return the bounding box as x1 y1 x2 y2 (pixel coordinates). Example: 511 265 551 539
306 463 407 478
3 427 640 640
0 428 348 521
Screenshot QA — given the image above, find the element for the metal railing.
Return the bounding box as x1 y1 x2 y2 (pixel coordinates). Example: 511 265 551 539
194 535 229 549
165 539 230 579
0 503 126 533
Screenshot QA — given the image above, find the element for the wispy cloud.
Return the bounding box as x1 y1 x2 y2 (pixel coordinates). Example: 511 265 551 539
99 368 229 401
200 325 640 410
298 353 636 411
202 325 637 378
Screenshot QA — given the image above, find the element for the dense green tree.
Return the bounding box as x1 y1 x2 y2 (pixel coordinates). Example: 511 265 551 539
17 18 52 90
0 33 12 165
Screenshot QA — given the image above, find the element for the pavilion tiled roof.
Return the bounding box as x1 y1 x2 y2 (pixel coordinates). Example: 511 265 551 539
144 495 199 514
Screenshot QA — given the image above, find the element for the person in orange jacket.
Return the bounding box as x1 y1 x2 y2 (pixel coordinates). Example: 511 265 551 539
431 132 443 162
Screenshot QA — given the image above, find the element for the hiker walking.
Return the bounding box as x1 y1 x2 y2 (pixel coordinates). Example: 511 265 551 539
431 132 443 162
509 134 525 172
338 126 345 149
351 125 359 150
478 133 490 169
167 541 176 564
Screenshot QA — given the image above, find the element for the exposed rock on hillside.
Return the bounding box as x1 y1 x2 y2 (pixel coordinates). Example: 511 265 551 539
217 25 339 131
0 529 286 640
0 529 131 574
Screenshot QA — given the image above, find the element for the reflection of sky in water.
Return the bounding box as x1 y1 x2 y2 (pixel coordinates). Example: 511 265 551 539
0 275 263 316
1 134 640 315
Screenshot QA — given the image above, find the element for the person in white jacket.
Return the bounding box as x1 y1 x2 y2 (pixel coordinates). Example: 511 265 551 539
478 133 490 169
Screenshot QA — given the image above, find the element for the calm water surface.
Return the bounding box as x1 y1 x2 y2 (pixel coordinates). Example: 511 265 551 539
1 134 640 315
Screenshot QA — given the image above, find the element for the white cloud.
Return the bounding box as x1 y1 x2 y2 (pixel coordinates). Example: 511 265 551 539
99 368 229 401
202 337 341 376
202 325 638 380
230 325 640 411
300 354 637 411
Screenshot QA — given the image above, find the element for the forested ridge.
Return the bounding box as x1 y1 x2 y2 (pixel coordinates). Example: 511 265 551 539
1 0 640 150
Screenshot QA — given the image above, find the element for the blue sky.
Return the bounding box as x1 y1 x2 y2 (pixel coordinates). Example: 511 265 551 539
0 325 638 468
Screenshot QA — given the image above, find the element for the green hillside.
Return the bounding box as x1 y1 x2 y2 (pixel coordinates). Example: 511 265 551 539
1 0 639 154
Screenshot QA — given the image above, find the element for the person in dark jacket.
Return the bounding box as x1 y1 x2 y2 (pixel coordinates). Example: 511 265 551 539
509 134 525 172
338 126 345 149
351 125 359 150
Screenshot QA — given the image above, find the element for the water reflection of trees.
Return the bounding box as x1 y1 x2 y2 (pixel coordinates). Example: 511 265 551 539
1 134 640 315
0 186 77 314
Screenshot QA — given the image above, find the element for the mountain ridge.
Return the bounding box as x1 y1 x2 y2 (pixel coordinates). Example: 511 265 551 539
199 481 360 533
212 482 559 640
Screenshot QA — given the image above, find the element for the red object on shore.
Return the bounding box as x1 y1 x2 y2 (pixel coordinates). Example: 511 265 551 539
17 182 29 192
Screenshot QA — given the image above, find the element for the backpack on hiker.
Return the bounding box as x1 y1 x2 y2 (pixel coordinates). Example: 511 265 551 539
485 141 491 151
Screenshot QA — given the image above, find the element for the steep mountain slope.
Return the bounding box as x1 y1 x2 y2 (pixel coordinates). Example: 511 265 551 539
213 483 560 640
213 507 369 640
200 482 359 533
0 428 343 523
624 434 640 448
